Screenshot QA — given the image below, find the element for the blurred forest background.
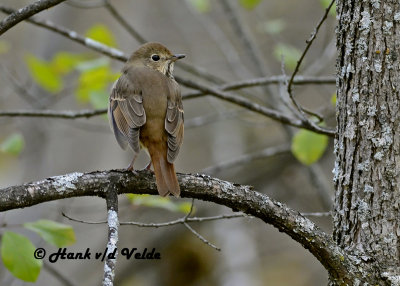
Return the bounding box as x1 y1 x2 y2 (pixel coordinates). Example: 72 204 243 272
0 0 337 285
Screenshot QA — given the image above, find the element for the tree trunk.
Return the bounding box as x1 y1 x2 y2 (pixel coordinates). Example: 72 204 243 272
334 0 400 284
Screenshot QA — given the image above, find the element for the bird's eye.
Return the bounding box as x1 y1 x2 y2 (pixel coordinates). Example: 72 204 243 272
151 54 160 61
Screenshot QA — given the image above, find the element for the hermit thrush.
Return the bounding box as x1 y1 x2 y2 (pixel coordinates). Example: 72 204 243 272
108 42 185 197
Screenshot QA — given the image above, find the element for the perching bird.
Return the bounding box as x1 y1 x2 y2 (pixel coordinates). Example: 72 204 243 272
108 42 185 197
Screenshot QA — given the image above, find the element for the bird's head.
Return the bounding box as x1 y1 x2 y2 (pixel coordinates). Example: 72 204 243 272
128 42 185 78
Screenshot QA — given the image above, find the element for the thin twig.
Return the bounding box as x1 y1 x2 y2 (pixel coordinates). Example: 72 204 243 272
0 5 335 136
0 5 127 61
182 75 335 100
103 2 225 85
181 198 221 251
179 77 335 136
62 212 248 227
0 0 67 35
0 109 107 119
287 0 336 115
104 0 146 44
183 222 221 251
219 0 268 78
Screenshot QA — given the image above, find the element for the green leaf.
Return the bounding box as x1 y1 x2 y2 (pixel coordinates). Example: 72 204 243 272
0 41 10 54
1 231 42 282
320 0 336 16
291 129 328 165
186 0 210 13
239 0 262 10
331 93 337 106
0 133 24 156
51 52 88 75
273 43 302 71
258 19 286 35
85 24 117 47
25 54 63 93
76 65 109 103
24 220 76 247
126 194 193 214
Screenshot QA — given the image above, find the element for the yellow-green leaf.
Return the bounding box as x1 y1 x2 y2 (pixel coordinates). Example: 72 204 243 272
76 65 109 103
239 0 262 10
1 232 42 282
273 43 301 71
85 24 116 47
186 0 210 13
126 194 193 214
24 220 76 247
25 54 63 93
51 52 88 75
291 129 328 165
0 133 24 156
331 93 337 106
320 0 336 16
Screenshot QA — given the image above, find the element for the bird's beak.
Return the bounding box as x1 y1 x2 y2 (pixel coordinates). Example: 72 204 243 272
170 54 186 61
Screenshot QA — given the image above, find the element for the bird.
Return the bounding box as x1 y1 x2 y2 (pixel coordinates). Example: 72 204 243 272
108 42 185 197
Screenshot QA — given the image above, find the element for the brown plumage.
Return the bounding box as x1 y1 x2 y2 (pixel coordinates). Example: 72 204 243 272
108 42 185 197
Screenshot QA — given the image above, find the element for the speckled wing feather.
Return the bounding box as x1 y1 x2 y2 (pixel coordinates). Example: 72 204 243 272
165 81 184 163
108 68 146 153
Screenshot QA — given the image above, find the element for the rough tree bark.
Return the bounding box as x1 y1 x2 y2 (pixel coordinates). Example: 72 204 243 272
334 0 400 284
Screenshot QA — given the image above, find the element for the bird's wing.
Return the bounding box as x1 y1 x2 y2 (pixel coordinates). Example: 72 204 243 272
165 80 184 163
108 69 146 153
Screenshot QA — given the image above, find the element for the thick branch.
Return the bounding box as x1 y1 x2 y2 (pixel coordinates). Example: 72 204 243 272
0 0 66 36
0 170 357 281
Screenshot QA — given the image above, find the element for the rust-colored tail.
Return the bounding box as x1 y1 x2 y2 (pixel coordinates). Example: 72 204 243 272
150 148 180 197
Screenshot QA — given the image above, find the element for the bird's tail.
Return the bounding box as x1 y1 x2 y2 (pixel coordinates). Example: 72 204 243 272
150 147 180 197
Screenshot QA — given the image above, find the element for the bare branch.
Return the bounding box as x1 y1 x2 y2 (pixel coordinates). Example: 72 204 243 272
0 0 67 36
103 0 146 44
0 5 127 61
287 0 336 111
0 170 358 281
179 77 335 136
64 198 228 251
182 75 335 100
103 2 224 85
102 184 119 286
62 212 248 227
0 5 335 136
219 0 268 78
183 222 220 251
0 108 107 119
